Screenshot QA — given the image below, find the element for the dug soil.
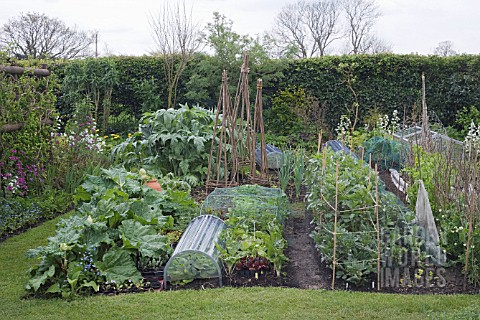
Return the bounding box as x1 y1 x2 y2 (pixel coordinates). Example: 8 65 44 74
282 202 330 289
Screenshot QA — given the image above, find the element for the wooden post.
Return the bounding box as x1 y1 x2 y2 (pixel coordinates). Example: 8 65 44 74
317 130 323 154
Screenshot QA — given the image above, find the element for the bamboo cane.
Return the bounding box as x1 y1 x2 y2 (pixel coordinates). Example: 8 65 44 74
332 161 339 290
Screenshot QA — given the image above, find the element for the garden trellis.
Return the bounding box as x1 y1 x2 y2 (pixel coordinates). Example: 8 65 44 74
249 78 268 183
308 144 421 290
205 69 240 190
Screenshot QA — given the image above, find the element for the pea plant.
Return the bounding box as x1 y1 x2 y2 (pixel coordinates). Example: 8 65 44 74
306 150 417 285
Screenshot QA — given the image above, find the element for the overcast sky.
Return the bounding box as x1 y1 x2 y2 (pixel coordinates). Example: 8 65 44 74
1 0 479 56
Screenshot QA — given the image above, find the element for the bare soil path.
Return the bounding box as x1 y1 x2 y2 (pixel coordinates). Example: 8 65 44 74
283 202 329 289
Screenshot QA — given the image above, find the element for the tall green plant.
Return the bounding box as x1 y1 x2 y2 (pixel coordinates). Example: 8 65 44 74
306 150 417 285
111 104 216 186
278 150 293 192
293 149 306 200
61 58 119 133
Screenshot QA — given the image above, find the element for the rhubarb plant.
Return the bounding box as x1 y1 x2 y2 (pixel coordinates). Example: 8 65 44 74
26 167 198 298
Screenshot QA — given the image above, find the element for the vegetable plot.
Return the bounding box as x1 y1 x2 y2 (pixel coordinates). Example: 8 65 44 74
25 167 198 298
306 149 422 286
202 185 289 278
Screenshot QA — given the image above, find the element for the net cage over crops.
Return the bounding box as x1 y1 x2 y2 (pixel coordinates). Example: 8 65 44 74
393 125 464 155
362 136 409 171
200 184 289 225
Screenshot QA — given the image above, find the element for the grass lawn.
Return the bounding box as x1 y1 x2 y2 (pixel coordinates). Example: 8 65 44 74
1 214 479 320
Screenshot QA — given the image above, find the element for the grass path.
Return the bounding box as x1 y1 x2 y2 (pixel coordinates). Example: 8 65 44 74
0 214 479 320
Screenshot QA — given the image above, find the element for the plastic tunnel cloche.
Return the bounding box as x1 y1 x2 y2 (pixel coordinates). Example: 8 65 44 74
163 215 226 289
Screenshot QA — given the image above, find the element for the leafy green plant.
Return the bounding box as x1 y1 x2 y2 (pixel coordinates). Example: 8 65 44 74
278 150 293 192
111 104 216 187
306 149 416 285
216 186 289 278
26 166 198 298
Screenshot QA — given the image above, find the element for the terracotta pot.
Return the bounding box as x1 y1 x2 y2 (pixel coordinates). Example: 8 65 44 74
146 180 162 192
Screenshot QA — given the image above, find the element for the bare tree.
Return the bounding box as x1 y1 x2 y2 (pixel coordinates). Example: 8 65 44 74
342 0 381 54
149 1 202 108
274 0 342 58
361 34 392 54
434 40 457 56
304 0 342 56
274 1 311 58
0 12 94 59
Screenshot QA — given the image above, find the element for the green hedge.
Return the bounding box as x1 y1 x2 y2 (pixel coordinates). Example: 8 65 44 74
279 54 480 130
51 54 480 133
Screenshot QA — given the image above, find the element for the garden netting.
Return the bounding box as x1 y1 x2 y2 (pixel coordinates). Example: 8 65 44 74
362 136 409 171
200 184 289 225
